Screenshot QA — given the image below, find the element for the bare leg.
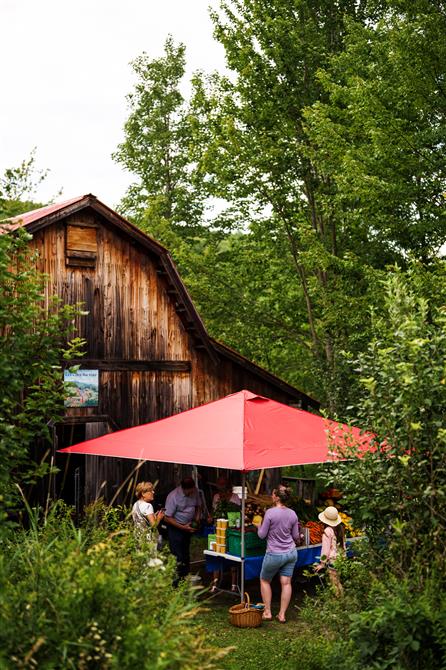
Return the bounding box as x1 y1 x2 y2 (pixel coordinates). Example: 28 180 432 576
211 570 219 592
278 575 292 622
231 566 238 591
260 579 272 619
328 569 343 597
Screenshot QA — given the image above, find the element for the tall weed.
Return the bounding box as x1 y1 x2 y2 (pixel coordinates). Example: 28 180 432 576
0 508 226 669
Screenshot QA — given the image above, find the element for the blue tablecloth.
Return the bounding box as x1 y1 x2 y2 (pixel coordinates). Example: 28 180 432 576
205 554 264 580
204 540 358 580
205 544 324 580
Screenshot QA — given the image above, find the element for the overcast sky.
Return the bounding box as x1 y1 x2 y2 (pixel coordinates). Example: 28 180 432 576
0 0 225 209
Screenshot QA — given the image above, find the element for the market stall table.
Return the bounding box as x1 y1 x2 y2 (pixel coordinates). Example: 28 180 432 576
204 537 362 590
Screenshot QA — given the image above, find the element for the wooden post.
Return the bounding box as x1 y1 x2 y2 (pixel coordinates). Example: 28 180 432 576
254 469 265 495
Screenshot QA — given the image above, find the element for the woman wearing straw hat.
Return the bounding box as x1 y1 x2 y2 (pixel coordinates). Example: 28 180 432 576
314 506 345 597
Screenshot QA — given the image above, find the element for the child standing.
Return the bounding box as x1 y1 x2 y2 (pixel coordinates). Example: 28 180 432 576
314 506 345 597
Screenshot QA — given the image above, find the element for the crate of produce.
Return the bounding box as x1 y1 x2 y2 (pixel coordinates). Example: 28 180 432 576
227 528 266 557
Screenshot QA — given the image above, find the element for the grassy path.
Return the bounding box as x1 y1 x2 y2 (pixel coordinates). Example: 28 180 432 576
195 588 308 670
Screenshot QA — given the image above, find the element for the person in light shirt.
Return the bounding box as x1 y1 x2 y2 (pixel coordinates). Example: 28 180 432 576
132 481 164 537
164 477 201 584
254 486 300 623
314 506 345 597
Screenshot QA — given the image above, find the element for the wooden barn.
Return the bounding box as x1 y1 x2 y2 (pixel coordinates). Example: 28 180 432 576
4 194 319 505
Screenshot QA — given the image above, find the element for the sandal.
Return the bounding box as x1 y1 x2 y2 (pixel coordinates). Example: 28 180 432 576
276 615 286 624
262 614 273 621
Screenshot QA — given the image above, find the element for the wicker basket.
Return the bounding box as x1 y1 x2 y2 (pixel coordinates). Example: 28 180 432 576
228 593 264 628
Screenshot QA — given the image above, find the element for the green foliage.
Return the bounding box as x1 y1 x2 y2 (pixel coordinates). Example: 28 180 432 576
0 508 226 669
0 150 48 219
113 3 387 410
0 227 84 518
348 575 446 670
292 268 446 669
305 0 446 261
186 0 383 411
326 269 446 570
115 1 446 416
113 36 206 236
293 556 446 670
212 499 241 520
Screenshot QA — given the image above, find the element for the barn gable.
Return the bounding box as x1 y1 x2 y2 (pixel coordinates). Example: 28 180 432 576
4 194 319 502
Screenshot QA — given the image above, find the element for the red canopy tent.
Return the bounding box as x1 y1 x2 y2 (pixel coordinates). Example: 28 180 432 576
59 389 369 468
59 389 370 597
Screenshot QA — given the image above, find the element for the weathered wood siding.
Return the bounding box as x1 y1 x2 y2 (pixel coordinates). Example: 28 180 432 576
28 206 313 502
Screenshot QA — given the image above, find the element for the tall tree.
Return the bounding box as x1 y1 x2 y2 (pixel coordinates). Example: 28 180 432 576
186 0 446 410
113 36 206 237
115 2 446 411
186 0 379 410
305 0 446 263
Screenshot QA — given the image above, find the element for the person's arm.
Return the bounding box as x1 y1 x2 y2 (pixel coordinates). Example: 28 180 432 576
147 509 164 528
291 516 300 544
256 511 271 539
164 515 195 531
164 493 195 532
315 527 331 570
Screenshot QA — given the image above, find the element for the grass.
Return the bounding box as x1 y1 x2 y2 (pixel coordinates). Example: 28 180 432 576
194 571 317 670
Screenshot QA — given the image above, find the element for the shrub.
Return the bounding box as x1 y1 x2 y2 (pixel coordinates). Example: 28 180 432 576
328 270 446 573
349 575 446 670
0 510 226 669
0 226 84 522
294 559 446 670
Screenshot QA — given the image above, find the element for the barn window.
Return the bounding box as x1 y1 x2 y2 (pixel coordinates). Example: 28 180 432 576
66 224 97 267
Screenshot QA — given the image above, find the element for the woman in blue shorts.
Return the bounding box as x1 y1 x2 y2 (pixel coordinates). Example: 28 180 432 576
255 486 300 623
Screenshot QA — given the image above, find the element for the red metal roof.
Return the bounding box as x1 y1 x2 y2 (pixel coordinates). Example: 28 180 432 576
0 195 90 233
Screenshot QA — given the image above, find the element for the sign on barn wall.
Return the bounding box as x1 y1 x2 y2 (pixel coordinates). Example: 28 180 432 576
64 369 99 407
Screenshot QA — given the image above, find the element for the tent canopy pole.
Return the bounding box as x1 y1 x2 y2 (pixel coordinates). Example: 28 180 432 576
240 471 246 602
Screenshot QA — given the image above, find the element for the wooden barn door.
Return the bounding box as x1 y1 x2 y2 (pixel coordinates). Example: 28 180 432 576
84 421 115 504
56 419 115 508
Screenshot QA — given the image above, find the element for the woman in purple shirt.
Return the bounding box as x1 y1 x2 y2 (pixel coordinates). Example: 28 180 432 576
255 486 300 623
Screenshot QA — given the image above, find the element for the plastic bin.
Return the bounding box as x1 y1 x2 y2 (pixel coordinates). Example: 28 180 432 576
227 512 241 527
227 528 267 557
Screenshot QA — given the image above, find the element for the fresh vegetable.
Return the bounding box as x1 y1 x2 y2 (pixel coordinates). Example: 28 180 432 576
305 521 324 544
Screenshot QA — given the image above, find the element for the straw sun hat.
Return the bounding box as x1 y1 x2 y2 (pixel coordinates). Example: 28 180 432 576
318 506 342 527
